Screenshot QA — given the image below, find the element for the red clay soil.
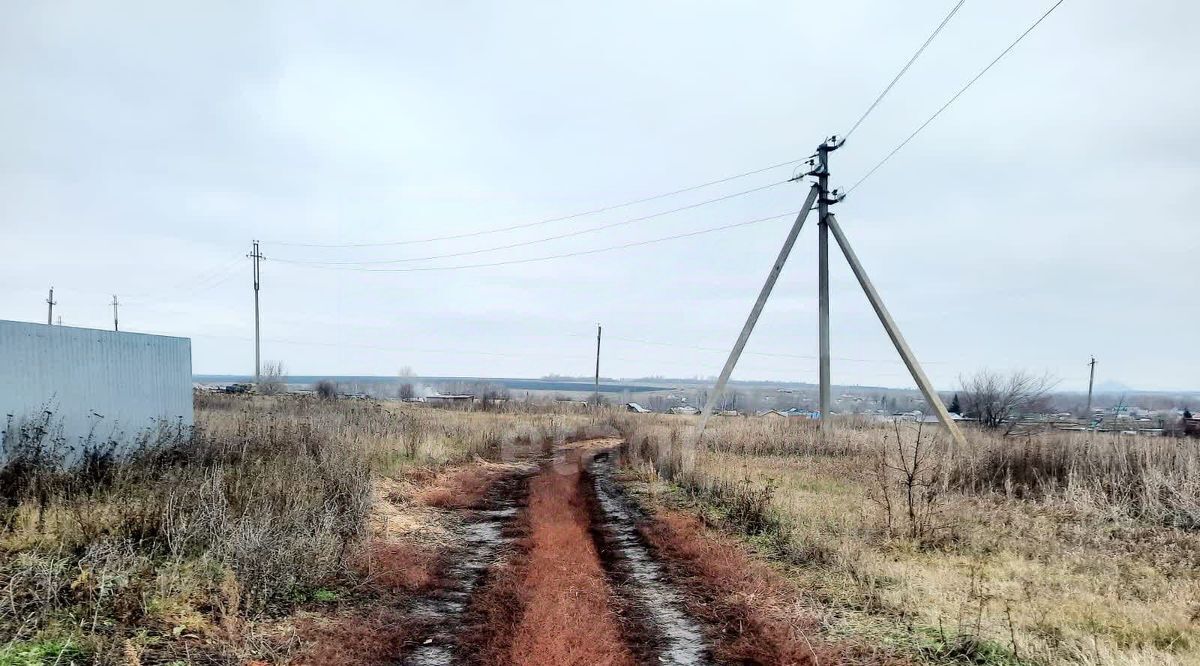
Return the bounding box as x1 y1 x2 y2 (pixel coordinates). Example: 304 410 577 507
504 453 636 666
351 539 440 594
417 463 505 509
290 607 414 666
289 540 441 664
642 510 907 666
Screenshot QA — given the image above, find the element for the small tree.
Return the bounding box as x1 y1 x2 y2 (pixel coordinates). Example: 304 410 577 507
258 361 287 395
959 369 1056 433
398 383 415 401
948 393 962 414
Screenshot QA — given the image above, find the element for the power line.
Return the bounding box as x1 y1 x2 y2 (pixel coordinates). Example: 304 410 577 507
600 333 951 365
273 211 797 273
139 329 597 362
270 180 789 266
847 0 1067 194
843 0 968 140
119 254 245 304
263 159 804 249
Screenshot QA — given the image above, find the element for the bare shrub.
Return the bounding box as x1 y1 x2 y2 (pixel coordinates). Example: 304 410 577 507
959 369 1056 432
867 421 950 541
258 360 287 395
315 380 338 399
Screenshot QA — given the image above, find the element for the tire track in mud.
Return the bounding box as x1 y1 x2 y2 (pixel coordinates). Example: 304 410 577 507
404 472 533 665
587 451 710 666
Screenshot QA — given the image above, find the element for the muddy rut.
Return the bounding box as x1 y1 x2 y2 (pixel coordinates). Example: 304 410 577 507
397 441 711 665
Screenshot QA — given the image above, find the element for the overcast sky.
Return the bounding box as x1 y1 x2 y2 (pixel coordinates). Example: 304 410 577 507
2 1 1197 392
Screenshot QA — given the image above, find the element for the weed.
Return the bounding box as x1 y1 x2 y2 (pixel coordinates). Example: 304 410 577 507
311 589 338 603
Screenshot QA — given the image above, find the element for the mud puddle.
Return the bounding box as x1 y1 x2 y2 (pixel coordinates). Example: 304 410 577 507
404 472 530 665
588 451 711 665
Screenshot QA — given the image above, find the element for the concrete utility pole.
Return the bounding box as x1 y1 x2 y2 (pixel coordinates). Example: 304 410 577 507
696 135 967 451
46 287 57 325
816 138 842 431
1085 356 1097 419
696 185 819 437
594 323 602 404
825 213 967 450
111 295 120 332
248 240 266 383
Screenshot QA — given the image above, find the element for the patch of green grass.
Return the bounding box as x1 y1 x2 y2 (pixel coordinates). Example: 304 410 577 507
312 588 338 603
0 639 88 666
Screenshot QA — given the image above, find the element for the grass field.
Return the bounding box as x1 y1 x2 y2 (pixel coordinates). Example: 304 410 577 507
2 397 1197 664
615 414 1200 665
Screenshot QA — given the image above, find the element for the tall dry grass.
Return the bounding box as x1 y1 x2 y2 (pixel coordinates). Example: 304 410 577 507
0 394 602 660
614 413 1200 527
612 413 1200 665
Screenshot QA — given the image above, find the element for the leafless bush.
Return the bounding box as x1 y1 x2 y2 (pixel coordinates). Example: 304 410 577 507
867 421 951 541
959 369 1057 432
315 380 338 399
258 360 287 395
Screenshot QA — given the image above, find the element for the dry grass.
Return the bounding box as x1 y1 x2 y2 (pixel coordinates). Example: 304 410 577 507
615 413 1200 666
0 394 599 663
642 509 904 665
290 607 412 666
506 450 636 666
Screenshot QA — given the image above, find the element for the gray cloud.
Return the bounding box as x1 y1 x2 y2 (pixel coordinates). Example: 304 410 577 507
2 1 1196 391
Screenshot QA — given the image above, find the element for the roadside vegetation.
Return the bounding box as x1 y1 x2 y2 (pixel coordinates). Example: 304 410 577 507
0 394 597 664
615 413 1200 665
5 395 1196 665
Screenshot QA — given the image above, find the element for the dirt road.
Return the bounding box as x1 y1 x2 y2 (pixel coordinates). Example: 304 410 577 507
297 438 851 665
395 439 708 665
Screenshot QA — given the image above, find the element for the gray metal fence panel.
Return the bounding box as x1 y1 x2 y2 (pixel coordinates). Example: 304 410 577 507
0 319 192 455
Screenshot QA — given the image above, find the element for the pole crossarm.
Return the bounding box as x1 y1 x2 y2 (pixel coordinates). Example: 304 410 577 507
695 184 820 440
824 213 968 450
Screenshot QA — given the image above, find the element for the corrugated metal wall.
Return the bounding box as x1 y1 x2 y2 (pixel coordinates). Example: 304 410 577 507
0 319 193 454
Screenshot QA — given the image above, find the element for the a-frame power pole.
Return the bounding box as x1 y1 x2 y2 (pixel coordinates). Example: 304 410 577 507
696 136 967 451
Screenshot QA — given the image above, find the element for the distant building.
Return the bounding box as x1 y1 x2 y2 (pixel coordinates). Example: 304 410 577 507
625 402 651 414
669 405 700 415
784 408 818 419
426 394 475 405
756 409 787 418
918 412 970 424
